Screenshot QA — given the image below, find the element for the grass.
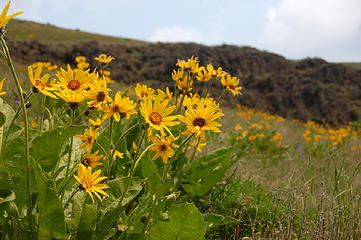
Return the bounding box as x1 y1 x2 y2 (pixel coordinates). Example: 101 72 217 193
6 19 148 46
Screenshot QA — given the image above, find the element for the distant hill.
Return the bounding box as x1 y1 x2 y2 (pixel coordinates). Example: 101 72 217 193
5 20 361 126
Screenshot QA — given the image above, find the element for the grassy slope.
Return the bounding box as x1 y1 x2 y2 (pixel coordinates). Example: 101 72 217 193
6 19 147 46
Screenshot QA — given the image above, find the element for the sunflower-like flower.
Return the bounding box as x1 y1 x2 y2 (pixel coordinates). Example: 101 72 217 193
149 134 179 163
56 64 92 92
102 91 137 121
140 95 179 134
0 78 6 96
171 69 192 92
135 83 155 100
182 93 200 109
56 89 84 109
220 74 242 96
176 56 204 74
74 164 109 202
111 149 124 160
0 1 23 29
82 150 103 168
28 65 58 99
178 104 223 139
94 54 114 64
75 127 99 152
157 87 173 101
89 118 104 128
84 76 111 109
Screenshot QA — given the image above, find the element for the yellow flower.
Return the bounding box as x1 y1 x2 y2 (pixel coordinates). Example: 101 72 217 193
56 89 84 107
178 104 223 139
0 1 23 29
82 150 103 168
196 64 217 82
220 74 242 96
74 164 109 202
56 64 92 92
171 69 192 92
102 91 137 121
94 54 114 64
84 76 111 109
140 95 179 134
182 93 200 109
149 134 179 163
190 139 206 152
75 127 99 153
30 121 38 127
157 87 173 101
28 65 58 99
75 56 87 63
0 78 6 96
135 83 155 100
111 149 124 159
89 118 104 128
176 56 204 74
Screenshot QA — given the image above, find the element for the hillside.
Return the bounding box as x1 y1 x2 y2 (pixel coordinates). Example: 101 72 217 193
5 20 361 126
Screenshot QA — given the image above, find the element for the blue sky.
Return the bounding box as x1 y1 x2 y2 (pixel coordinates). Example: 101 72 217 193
11 0 361 62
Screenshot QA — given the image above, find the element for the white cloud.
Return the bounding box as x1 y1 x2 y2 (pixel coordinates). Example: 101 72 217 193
258 0 361 61
148 26 204 43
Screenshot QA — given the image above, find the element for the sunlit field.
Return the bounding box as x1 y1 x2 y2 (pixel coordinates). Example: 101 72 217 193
1 2 361 240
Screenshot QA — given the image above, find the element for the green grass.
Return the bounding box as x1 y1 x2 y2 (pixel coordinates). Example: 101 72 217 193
6 19 148 46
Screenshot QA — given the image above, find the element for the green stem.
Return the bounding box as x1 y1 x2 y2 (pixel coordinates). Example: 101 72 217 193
189 137 201 164
216 90 227 104
38 95 46 134
104 117 114 175
60 109 75 201
106 123 140 179
0 36 32 231
63 188 80 209
142 133 194 233
0 92 33 165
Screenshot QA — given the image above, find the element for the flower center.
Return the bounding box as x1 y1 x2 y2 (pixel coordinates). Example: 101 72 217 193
228 85 235 90
96 92 106 102
159 144 167 152
149 112 162 125
193 117 206 127
141 92 148 98
83 179 93 190
68 80 81 90
113 105 120 112
87 135 93 143
82 158 90 166
35 80 45 89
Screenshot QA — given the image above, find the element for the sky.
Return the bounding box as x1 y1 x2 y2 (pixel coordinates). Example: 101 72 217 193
10 0 361 62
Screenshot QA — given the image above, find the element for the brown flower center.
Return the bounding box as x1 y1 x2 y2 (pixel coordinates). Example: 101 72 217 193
193 117 206 127
113 105 120 112
87 135 93 143
159 144 167 152
82 158 90 166
141 92 148 98
228 85 235 90
96 92 106 102
149 112 162 125
35 80 45 89
68 80 81 90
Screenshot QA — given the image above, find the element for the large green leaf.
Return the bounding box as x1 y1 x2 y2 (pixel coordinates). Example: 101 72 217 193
31 126 86 172
94 177 143 239
203 213 238 228
178 146 244 197
0 98 15 130
148 203 207 240
75 202 97 240
0 137 35 208
32 160 67 239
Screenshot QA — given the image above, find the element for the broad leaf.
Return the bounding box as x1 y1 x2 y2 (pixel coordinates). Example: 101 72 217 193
148 203 207 240
31 126 86 172
178 146 244 197
203 213 238 228
75 202 97 240
32 160 67 239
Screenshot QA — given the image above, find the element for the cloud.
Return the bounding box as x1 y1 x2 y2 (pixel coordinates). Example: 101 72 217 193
148 26 205 43
258 0 361 61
